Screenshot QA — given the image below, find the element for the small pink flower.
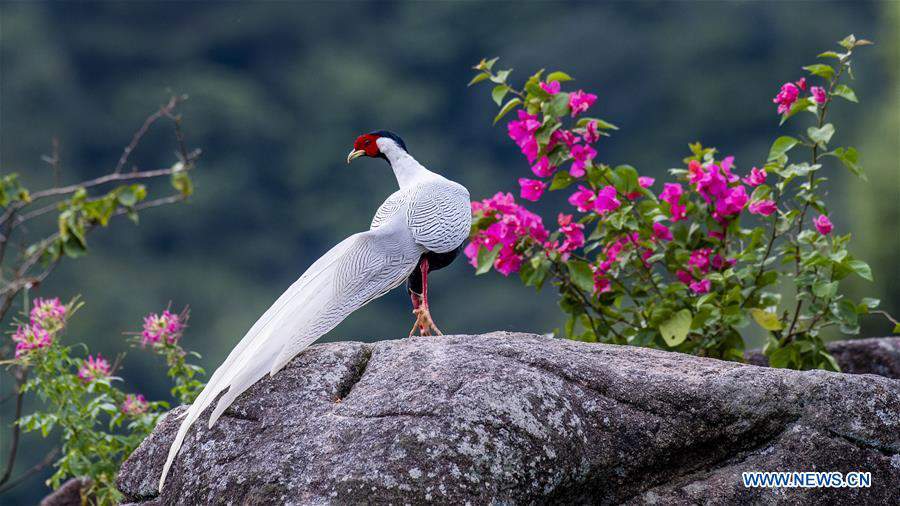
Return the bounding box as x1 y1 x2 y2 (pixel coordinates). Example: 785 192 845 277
711 254 735 271
714 185 749 217
652 222 673 241
676 270 693 285
742 167 766 187
814 214 833 235
773 82 800 114
689 278 711 294
594 185 621 214
569 144 596 177
568 90 597 117
593 270 611 295
583 120 601 143
540 81 561 95
549 129 579 150
556 213 585 258
796 77 807 91
507 110 542 163
78 354 111 383
568 186 596 212
122 394 149 416
11 324 52 358
30 297 66 329
627 176 655 199
518 178 546 202
494 246 523 276
689 248 712 274
811 86 827 104
141 310 184 346
660 183 686 222
531 156 555 178
749 200 777 216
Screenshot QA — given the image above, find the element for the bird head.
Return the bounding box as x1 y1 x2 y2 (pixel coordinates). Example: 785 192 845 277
347 130 408 163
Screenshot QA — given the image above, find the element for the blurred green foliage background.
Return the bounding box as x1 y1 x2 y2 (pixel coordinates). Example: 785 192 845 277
1 1 897 501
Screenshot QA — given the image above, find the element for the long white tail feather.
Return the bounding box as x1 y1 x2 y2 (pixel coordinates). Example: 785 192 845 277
157 231 420 493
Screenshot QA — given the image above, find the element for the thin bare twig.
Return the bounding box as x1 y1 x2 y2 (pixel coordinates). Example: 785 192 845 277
114 95 182 174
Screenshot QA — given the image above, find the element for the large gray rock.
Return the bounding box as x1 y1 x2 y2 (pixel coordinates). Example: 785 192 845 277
745 337 900 379
117 332 900 505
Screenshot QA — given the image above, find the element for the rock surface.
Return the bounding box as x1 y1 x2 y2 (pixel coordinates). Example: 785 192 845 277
118 332 900 505
745 337 900 379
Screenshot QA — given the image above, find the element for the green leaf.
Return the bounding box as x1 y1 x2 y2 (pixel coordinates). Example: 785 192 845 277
832 84 858 103
893 323 900 334
493 98 522 124
546 92 570 118
467 72 489 87
549 170 576 191
546 71 573 83
489 69 511 84
659 309 692 347
612 165 639 194
491 85 509 106
827 147 863 178
779 97 814 126
807 123 835 146
803 64 835 79
767 136 799 162
576 117 618 130
566 259 595 293
817 51 844 60
751 308 783 331
475 246 501 275
846 259 873 281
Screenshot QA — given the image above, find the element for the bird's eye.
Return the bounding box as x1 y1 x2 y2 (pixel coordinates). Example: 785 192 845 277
364 140 370 146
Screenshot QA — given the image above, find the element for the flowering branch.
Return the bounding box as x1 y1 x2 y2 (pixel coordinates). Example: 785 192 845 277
466 35 896 368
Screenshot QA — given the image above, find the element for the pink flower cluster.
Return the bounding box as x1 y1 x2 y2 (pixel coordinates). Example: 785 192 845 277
11 324 52 358
544 213 585 260
122 394 149 416
591 233 647 295
773 77 827 114
814 214 833 235
660 183 686 221
30 297 66 329
141 310 184 346
78 354 111 383
568 185 621 214
467 192 548 276
687 157 753 222
676 248 735 294
569 90 597 117
507 110 541 163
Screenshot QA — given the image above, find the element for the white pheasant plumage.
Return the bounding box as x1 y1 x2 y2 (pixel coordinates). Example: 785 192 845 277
158 132 471 491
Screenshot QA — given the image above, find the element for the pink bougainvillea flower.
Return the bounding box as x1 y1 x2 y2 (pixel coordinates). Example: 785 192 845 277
568 186 596 212
507 110 542 163
796 77 807 91
78 354 111 383
660 183 686 221
743 167 767 187
652 222 673 241
626 176 655 199
494 246 523 276
583 120 601 144
568 90 597 117
569 143 597 177
122 394 149 416
749 199 777 216
811 86 827 104
556 213 585 258
30 297 66 330
592 269 611 295
689 278 711 294
141 310 184 346
714 184 749 217
814 214 833 235
711 253 735 271
773 82 800 114
531 156 555 178
549 129 579 150
518 178 546 202
689 248 712 274
540 81 561 95
594 185 621 214
676 270 693 285
11 324 52 358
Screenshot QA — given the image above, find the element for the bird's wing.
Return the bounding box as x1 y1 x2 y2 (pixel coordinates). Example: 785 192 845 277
407 179 472 253
159 225 422 492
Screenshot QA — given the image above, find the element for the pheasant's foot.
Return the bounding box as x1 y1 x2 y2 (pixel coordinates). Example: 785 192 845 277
408 305 443 336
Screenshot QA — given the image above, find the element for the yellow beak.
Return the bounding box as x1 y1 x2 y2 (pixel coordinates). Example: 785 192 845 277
347 149 366 164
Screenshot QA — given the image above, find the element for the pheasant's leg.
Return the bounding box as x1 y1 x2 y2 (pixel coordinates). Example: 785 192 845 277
408 291 426 336
411 258 442 336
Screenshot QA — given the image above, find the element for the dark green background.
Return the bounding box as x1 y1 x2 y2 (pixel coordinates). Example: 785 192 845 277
1 1 897 501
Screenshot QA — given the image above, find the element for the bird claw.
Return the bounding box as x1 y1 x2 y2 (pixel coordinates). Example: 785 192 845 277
409 305 443 337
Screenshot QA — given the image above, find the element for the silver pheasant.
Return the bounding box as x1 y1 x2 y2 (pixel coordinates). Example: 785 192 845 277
158 131 471 491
